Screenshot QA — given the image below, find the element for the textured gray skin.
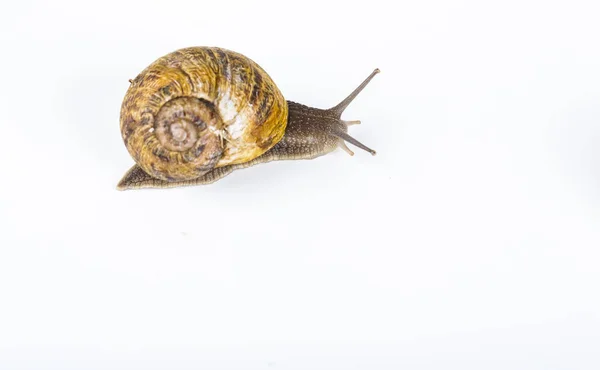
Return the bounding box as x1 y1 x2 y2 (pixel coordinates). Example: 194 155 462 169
117 69 379 190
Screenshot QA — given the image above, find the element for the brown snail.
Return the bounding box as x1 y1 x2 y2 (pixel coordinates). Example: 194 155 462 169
118 47 379 190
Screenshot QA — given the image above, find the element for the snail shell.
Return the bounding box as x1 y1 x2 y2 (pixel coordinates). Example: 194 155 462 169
120 47 288 181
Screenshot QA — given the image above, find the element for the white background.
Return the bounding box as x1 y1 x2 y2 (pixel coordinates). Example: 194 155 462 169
1 0 599 369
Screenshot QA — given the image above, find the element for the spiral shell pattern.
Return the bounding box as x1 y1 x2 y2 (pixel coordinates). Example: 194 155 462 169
120 47 288 181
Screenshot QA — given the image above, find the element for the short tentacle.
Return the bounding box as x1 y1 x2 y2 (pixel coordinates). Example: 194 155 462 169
338 140 355 156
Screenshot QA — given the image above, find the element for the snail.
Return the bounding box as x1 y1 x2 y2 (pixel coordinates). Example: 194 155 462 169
117 47 379 190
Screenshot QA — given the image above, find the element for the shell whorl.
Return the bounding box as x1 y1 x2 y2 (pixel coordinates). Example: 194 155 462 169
120 47 288 181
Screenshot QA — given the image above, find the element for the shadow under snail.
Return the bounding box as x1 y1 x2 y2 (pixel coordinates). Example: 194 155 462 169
117 47 379 190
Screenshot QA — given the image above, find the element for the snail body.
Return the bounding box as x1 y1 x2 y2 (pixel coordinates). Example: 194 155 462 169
118 47 378 190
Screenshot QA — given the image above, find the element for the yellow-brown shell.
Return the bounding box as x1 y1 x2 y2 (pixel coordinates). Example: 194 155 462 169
120 47 288 181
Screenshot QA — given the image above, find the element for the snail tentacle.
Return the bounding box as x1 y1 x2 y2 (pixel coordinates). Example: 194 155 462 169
328 68 380 118
327 69 380 155
330 130 376 156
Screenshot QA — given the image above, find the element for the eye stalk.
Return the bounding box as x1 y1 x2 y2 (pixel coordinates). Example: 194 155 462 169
328 68 380 156
329 68 381 118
